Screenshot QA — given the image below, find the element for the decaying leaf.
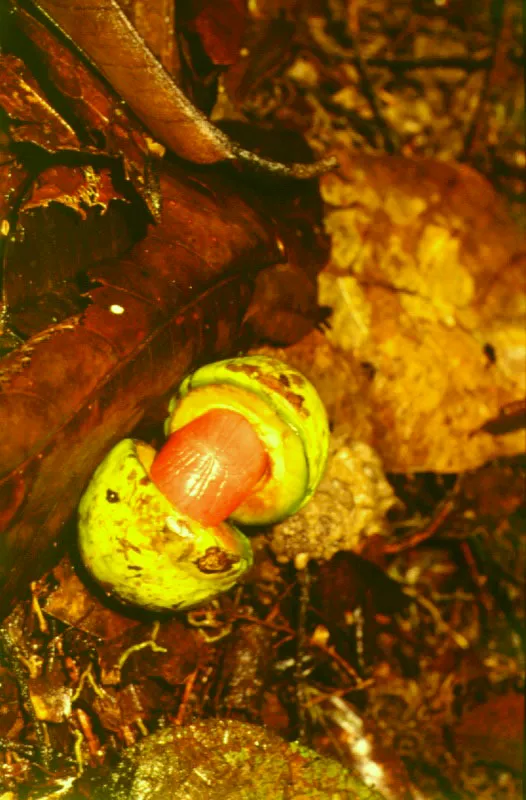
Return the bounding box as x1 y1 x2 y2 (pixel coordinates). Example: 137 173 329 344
317 149 525 472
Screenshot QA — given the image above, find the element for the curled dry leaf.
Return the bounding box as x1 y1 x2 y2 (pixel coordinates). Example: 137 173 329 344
32 0 337 179
317 149 525 472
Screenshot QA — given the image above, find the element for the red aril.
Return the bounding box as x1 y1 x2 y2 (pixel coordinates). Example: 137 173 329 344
150 408 268 527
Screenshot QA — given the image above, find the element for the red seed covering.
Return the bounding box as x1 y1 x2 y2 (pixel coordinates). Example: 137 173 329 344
150 409 268 526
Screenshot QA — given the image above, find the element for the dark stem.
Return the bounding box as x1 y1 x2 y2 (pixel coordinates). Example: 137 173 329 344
294 564 311 744
0 626 53 768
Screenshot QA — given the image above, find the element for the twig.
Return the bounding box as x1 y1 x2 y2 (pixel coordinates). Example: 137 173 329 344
174 668 199 726
116 621 167 671
461 0 506 160
294 565 311 744
233 614 295 636
364 55 493 72
0 626 52 768
385 499 455 554
341 33 397 153
303 680 374 709
310 640 365 685
404 588 469 649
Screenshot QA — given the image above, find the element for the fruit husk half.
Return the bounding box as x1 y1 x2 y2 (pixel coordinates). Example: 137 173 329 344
166 356 330 525
78 439 252 612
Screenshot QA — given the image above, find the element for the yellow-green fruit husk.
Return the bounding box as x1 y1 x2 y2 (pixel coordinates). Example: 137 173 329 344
165 356 330 525
78 439 253 612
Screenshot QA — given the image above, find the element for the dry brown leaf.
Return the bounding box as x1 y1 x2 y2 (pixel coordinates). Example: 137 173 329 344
316 149 525 472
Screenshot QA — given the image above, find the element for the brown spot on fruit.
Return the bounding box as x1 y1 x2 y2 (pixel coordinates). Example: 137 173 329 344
224 362 308 415
197 547 240 574
116 537 142 557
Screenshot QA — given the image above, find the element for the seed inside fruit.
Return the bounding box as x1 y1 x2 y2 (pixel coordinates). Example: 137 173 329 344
150 408 268 526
